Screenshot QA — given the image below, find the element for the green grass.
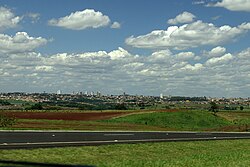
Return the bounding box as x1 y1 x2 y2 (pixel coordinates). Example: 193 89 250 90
0 140 249 167
103 111 232 131
217 111 250 125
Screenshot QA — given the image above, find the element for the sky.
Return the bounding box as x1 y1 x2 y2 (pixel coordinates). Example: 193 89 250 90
0 0 250 97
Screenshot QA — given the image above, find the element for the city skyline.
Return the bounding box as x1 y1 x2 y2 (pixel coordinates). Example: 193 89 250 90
0 0 250 97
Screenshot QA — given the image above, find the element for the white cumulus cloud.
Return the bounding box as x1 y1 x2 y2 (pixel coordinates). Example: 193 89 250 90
175 52 195 60
168 12 196 25
0 7 21 31
237 47 250 59
0 32 47 54
210 0 250 12
111 22 121 29
205 53 234 66
108 47 132 60
48 9 111 30
206 46 227 57
126 20 250 50
181 63 203 71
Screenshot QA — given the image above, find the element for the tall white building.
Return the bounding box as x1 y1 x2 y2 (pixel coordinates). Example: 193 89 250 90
57 90 61 94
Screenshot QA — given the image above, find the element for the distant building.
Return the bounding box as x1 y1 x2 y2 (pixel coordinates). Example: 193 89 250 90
90 91 94 96
57 90 61 94
96 91 101 97
160 93 163 99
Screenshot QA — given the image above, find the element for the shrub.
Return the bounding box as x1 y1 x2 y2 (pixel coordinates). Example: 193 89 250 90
0 100 11 105
0 114 16 127
240 106 244 111
30 103 43 110
115 103 128 110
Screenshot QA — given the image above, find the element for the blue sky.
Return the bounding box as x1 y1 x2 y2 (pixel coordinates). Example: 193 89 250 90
0 0 250 97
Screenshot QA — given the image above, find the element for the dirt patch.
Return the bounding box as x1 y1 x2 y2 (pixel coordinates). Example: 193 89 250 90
205 124 250 132
13 121 171 131
1 109 180 121
2 112 129 121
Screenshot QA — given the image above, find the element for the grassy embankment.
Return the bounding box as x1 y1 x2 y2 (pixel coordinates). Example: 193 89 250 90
0 139 249 167
103 110 250 131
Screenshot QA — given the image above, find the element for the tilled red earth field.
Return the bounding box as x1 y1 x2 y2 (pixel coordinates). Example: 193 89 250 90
3 112 129 121
2 109 179 121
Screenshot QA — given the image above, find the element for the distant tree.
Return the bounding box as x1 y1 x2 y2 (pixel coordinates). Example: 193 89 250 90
30 103 43 110
115 103 128 110
0 100 11 105
209 102 219 115
165 105 170 109
240 106 244 111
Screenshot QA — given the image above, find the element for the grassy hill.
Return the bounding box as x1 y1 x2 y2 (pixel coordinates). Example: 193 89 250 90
103 110 232 131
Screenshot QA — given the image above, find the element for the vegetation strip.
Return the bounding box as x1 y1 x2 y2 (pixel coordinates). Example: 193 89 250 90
0 140 249 167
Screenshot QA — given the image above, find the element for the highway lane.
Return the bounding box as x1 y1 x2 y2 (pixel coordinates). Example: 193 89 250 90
0 131 250 149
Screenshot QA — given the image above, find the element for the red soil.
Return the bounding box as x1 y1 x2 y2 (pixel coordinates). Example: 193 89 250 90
2 109 179 121
2 112 128 121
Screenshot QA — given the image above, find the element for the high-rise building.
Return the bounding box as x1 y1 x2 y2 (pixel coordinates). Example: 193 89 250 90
57 90 61 94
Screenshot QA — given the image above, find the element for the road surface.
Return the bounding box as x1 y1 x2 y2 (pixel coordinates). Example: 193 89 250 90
0 130 249 149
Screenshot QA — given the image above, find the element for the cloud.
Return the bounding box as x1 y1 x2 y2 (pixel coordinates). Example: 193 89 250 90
108 47 132 60
211 15 221 20
0 7 21 31
205 53 234 66
48 9 111 30
175 52 195 60
168 12 196 25
126 20 250 50
26 13 40 23
237 47 250 59
35 65 54 72
1 46 250 97
192 1 206 5
181 63 203 71
206 46 227 57
111 22 121 29
146 50 172 63
0 32 47 54
209 0 250 12
238 22 250 30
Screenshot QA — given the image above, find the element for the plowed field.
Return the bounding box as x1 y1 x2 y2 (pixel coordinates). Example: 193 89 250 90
2 112 129 121
2 109 179 121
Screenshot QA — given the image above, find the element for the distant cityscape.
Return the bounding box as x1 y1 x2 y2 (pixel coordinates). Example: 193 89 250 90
0 91 249 111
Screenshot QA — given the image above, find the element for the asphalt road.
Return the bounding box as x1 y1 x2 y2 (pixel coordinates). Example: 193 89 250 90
0 131 250 149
